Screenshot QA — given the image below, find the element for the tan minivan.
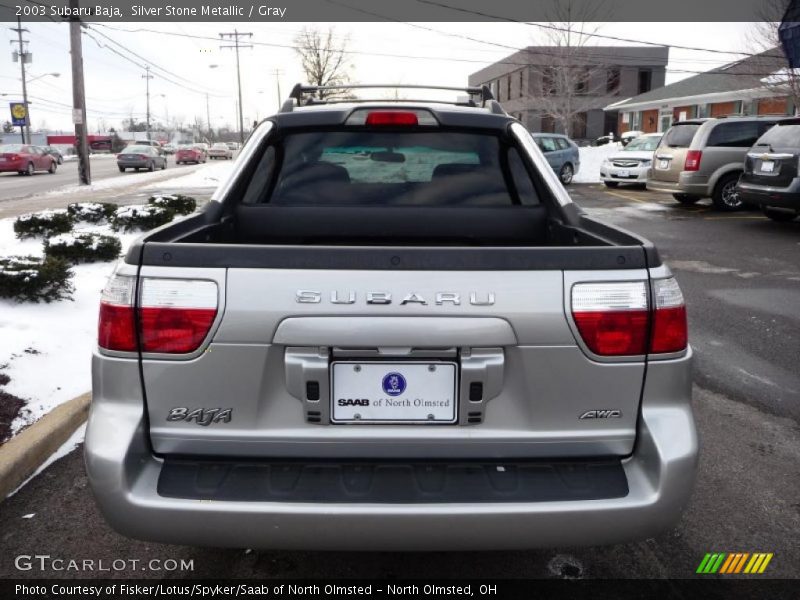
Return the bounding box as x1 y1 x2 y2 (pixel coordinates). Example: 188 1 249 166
647 116 783 211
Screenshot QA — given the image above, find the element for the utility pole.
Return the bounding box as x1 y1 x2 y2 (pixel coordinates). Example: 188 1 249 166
142 65 153 140
219 29 252 145
68 2 90 184
10 17 31 144
273 68 283 109
205 93 211 140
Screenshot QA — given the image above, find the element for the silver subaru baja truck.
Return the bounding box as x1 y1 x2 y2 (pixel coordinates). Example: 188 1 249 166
85 84 697 551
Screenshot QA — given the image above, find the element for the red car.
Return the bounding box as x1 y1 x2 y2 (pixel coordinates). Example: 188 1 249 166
0 144 58 175
175 145 207 165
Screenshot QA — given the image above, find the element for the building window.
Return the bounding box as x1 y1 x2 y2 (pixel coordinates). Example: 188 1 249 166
507 76 511 101
519 70 524 98
542 67 557 96
638 69 653 94
697 104 710 118
574 68 589 95
606 68 620 94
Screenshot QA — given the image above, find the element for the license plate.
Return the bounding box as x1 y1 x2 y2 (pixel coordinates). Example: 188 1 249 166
658 159 670 169
616 169 630 178
760 160 775 173
331 361 457 424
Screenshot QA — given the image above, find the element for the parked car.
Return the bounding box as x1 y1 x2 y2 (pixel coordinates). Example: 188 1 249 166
531 133 581 185
86 87 695 550
225 142 238 151
42 145 64 164
736 117 800 221
162 144 177 155
117 145 167 172
600 133 663 188
647 116 783 211
0 143 57 175
620 130 644 146
209 142 233 160
175 144 207 165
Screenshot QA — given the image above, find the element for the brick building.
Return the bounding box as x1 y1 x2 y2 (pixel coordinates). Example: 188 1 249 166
606 48 796 134
468 46 669 141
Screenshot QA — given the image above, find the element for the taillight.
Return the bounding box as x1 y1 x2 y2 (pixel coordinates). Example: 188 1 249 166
346 108 438 126
139 278 218 353
571 278 688 357
684 150 702 171
138 154 149 160
571 282 649 356
98 274 137 352
650 278 688 354
98 275 218 354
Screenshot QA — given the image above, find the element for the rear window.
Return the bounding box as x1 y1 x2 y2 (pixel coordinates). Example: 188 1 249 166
754 123 800 149
661 124 701 148
0 144 25 153
255 131 539 206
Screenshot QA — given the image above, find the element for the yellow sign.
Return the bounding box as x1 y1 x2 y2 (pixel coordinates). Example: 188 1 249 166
11 103 27 119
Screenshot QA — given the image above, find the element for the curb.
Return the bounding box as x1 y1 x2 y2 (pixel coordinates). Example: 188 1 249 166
0 392 91 500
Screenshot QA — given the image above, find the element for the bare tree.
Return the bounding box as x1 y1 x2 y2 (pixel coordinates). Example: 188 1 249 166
293 26 352 99
747 0 800 114
522 0 610 137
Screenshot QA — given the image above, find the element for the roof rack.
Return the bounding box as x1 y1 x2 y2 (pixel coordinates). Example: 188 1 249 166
280 83 503 114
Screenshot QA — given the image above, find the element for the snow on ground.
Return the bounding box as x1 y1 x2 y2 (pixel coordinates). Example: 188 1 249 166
573 142 623 184
143 158 235 191
0 218 139 436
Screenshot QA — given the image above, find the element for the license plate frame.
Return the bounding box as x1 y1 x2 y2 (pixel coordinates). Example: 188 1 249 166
616 168 631 178
760 160 775 173
658 158 670 170
330 361 458 424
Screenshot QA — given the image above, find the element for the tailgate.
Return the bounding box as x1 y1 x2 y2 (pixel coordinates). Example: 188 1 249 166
139 266 651 460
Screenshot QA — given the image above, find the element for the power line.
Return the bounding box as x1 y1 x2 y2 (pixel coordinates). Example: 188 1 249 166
412 0 762 58
82 25 229 98
95 22 745 76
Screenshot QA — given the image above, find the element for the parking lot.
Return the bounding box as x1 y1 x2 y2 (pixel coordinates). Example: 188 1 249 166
0 182 797 580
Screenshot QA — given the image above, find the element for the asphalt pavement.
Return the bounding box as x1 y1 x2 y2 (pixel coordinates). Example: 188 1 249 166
0 156 210 219
0 183 798 580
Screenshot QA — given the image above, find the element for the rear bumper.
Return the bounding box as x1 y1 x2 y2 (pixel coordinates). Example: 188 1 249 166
736 179 800 209
85 350 697 550
117 159 150 168
0 160 25 172
646 175 708 197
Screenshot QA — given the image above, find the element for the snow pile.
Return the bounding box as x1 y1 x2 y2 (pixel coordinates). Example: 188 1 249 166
144 159 235 191
573 143 624 184
0 217 139 435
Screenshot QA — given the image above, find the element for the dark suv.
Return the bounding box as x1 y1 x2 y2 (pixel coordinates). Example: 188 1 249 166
736 118 800 222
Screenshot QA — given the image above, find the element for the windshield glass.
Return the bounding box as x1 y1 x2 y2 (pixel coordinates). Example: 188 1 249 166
754 123 800 149
625 136 661 151
124 146 152 153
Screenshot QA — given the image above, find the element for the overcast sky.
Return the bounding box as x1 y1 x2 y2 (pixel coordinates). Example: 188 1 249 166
0 21 763 133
